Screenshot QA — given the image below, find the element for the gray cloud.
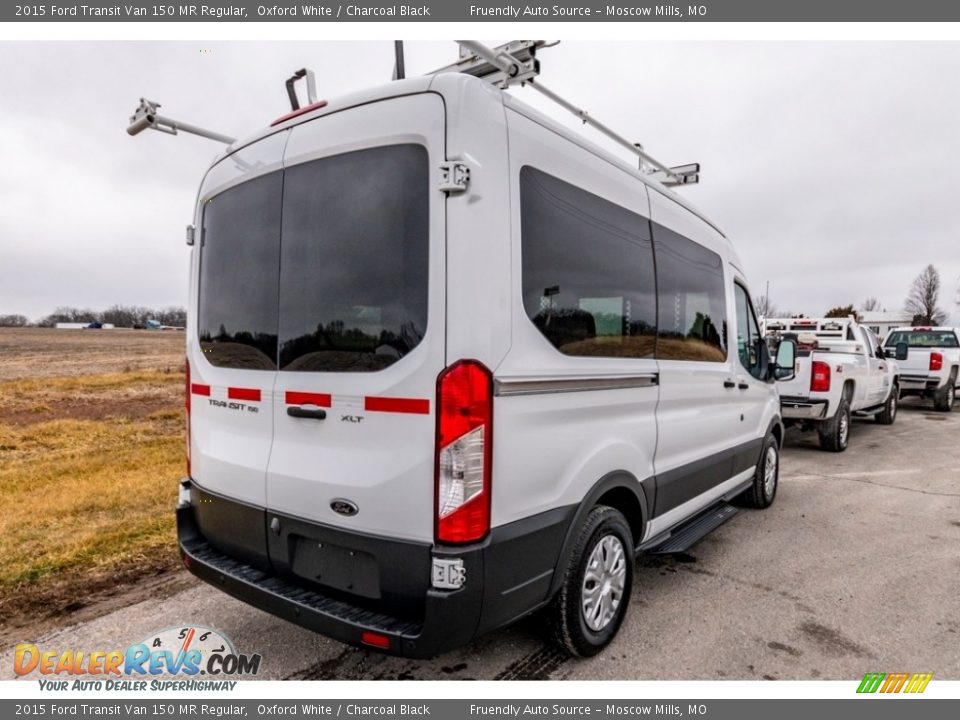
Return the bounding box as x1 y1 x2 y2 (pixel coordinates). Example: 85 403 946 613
1 41 958 322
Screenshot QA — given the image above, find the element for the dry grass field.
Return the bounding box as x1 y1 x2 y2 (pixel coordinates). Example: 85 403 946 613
0 328 186 633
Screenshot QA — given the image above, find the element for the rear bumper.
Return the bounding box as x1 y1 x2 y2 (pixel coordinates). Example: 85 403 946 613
177 479 573 658
900 374 941 393
780 397 829 420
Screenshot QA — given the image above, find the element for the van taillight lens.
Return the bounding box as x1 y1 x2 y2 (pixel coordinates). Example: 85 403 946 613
930 352 943 371
185 358 191 477
811 360 831 393
435 360 492 545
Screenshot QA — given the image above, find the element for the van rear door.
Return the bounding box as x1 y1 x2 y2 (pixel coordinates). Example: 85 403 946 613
265 94 446 550
188 133 288 566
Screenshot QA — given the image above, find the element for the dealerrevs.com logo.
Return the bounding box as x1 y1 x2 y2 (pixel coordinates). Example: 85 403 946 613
14 626 261 690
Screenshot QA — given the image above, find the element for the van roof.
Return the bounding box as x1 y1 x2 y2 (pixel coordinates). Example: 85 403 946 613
207 73 726 239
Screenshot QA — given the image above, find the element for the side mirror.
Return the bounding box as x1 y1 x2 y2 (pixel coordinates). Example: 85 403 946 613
772 339 796 381
895 342 908 361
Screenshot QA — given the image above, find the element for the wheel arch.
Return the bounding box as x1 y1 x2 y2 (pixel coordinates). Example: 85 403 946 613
547 471 648 598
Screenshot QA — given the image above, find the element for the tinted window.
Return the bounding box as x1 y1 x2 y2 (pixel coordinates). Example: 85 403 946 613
199 172 282 369
734 283 763 378
278 145 429 372
654 225 727 362
520 167 657 359
885 330 959 348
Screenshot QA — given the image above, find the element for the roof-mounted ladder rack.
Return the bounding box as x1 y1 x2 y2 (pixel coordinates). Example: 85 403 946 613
432 40 698 187
126 98 236 145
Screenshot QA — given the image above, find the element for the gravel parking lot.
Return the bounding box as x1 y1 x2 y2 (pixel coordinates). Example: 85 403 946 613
7 397 959 681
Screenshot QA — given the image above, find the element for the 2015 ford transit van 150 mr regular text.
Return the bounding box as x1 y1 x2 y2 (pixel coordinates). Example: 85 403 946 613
173 42 798 658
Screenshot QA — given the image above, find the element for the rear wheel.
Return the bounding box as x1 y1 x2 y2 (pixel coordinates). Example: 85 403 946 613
549 505 634 657
740 433 779 509
818 397 851 452
933 370 957 412
875 383 898 425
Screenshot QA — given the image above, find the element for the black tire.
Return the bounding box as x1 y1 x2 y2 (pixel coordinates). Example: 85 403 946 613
875 383 899 425
933 369 957 412
549 505 634 657
740 433 779 509
818 396 851 452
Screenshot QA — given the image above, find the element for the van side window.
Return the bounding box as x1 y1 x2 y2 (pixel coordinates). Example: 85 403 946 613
519 166 657 359
278 145 429 372
734 283 763 378
653 225 727 363
199 172 282 370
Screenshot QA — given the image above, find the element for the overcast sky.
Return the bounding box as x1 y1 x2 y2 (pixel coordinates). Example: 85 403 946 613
1 41 959 323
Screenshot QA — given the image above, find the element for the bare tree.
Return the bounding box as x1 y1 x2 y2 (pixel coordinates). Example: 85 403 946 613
905 265 948 326
860 297 881 312
754 294 777 318
0 314 29 327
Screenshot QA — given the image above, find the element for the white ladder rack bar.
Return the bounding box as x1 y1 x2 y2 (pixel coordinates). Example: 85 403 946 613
126 99 236 145
456 40 682 185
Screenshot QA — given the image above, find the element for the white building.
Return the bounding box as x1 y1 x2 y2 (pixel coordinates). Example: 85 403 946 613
54 322 116 330
859 311 913 341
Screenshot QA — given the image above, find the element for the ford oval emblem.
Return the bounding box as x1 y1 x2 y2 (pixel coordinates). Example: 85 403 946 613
330 499 359 517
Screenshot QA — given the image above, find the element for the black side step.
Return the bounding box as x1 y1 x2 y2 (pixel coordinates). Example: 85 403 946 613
645 503 738 555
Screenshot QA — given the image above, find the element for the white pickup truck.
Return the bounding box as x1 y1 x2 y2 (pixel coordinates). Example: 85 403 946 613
882 326 959 412
764 317 904 451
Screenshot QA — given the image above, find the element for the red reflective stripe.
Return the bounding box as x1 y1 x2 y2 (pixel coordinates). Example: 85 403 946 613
285 391 332 407
228 387 261 402
365 396 430 415
270 100 328 127
191 384 211 396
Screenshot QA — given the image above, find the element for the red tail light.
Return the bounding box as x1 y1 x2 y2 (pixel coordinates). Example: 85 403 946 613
811 360 831 393
930 352 943 371
435 360 493 545
185 358 192 477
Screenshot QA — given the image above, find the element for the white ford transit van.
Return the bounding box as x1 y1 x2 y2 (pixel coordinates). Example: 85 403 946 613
176 54 797 658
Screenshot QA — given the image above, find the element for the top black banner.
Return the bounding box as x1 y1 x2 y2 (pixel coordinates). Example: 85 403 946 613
6 0 960 22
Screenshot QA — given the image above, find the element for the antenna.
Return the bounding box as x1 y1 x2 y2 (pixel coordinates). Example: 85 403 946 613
126 98 236 145
438 41 698 187
393 41 406 80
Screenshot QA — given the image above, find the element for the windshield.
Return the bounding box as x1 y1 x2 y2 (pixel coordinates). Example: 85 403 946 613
885 330 959 348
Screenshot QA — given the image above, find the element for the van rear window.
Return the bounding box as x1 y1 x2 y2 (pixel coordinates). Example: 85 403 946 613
198 144 429 373
199 172 282 370
278 145 429 372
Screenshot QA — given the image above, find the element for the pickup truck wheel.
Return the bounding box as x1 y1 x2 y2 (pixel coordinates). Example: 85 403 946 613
933 370 957 412
818 398 851 452
740 433 779 509
875 383 898 425
549 505 634 657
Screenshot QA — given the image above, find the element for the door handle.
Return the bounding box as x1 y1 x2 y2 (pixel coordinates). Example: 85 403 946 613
723 379 736 389
287 406 327 420
738 382 750 390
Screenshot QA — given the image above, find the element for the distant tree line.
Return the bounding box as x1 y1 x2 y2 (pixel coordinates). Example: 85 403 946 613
759 264 953 326
0 305 186 328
